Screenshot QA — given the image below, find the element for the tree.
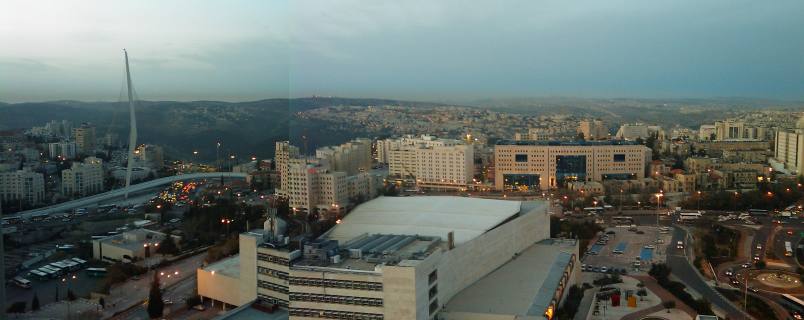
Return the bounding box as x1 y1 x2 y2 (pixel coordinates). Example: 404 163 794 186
155 236 179 256
663 300 676 313
575 132 586 141
99 297 106 309
147 272 165 318
7 301 26 313
31 292 40 311
67 289 77 301
755 260 767 269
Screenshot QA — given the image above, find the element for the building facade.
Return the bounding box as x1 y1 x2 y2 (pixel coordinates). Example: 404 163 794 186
276 141 300 193
48 141 77 160
0 168 45 206
384 141 473 190
775 128 804 174
62 157 104 198
578 120 608 140
72 123 96 155
494 140 649 190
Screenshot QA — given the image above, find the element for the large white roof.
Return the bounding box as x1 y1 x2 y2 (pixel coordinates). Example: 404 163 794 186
326 196 523 245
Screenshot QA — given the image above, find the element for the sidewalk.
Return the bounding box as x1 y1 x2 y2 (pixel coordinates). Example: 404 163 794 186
625 275 697 319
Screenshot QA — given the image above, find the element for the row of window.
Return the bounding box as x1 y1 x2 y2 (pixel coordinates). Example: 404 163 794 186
289 277 383 291
257 253 290 266
290 292 383 307
258 280 289 294
258 266 288 280
258 294 288 307
289 308 383 320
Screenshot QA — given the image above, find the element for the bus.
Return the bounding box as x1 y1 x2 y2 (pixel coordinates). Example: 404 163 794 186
86 267 107 277
786 241 794 257
28 269 49 280
781 294 804 319
11 277 32 289
37 267 58 279
679 211 702 222
748 209 769 216
584 207 604 215
71 257 87 267
612 216 634 225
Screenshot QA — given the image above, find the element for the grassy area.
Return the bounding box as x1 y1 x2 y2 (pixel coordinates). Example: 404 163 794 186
692 221 740 266
716 288 776 320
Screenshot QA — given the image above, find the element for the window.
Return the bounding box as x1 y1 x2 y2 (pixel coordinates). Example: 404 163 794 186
429 299 439 314
613 154 626 162
515 154 528 162
428 270 438 285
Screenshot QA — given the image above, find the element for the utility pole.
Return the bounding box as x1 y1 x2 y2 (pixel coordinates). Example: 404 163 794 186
123 49 138 200
0 202 6 320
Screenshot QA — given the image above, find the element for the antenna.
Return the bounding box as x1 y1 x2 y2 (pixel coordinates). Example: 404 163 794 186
123 49 138 199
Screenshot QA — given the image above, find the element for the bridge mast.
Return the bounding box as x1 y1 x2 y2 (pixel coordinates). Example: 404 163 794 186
123 49 138 199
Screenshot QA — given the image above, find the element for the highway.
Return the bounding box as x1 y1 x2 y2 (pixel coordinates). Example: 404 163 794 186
667 226 750 319
11 172 247 219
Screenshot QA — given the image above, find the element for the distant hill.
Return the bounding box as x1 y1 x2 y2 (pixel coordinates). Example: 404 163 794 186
0 97 448 160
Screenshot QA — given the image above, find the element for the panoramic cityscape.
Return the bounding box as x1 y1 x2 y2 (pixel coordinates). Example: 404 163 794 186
2 1 804 320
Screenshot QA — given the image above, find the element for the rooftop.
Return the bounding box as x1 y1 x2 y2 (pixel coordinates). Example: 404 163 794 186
95 228 167 252
325 196 523 245
203 255 240 278
496 139 641 146
443 239 577 317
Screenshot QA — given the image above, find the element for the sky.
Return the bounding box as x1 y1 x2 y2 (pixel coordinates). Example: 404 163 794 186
2 0 804 103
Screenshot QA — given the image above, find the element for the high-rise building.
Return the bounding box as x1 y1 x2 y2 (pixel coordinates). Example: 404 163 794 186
133 144 164 168
62 157 104 198
615 123 651 141
196 196 578 320
494 140 650 190
0 168 45 206
275 141 300 193
378 135 473 190
48 141 77 160
285 158 384 212
376 135 460 164
315 138 372 176
72 123 96 155
577 119 608 141
713 119 767 141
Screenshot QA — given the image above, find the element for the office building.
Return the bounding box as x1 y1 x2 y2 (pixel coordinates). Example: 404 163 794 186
380 136 473 189
61 157 104 198
72 123 96 155
578 120 608 140
0 168 45 206
494 140 650 190
615 123 650 141
197 196 578 320
713 119 767 141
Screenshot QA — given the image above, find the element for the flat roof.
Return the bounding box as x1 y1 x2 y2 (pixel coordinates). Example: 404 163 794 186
325 196 523 245
443 239 577 317
496 139 641 146
203 255 240 278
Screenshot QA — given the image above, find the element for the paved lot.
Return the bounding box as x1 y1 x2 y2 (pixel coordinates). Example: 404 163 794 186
582 226 672 274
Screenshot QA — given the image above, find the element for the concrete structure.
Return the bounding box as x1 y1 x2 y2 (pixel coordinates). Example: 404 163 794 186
61 157 104 198
196 196 576 320
381 135 473 190
92 228 179 262
494 140 650 190
578 119 608 141
48 141 77 160
72 123 96 155
0 168 45 206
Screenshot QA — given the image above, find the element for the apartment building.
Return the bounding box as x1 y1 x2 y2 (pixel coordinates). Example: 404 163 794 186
276 141 300 193
316 138 373 176
775 121 804 174
285 158 384 212
0 168 45 206
494 140 650 190
376 135 460 164
578 119 608 140
72 122 96 155
386 146 473 190
197 196 579 320
713 119 768 141
48 141 77 160
62 157 104 198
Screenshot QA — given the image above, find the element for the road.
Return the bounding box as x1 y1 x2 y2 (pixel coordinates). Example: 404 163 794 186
102 253 207 319
667 226 750 319
12 172 247 219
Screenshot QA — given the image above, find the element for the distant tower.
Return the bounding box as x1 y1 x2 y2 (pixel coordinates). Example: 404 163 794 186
123 50 138 199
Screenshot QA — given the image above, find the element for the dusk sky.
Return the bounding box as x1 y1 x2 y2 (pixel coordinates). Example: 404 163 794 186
2 0 803 102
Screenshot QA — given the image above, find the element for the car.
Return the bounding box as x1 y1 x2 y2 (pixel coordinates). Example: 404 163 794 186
606 231 616 235
787 230 794 235
192 304 206 311
748 287 759 293
731 279 740 286
581 264 587 271
644 245 656 249
753 255 760 261
741 263 751 268
636 230 645 234
756 244 762 250
163 299 174 305
600 266 609 273
725 269 734 276
593 266 601 272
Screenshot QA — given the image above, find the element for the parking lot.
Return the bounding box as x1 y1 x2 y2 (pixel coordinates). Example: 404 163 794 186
582 226 673 274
